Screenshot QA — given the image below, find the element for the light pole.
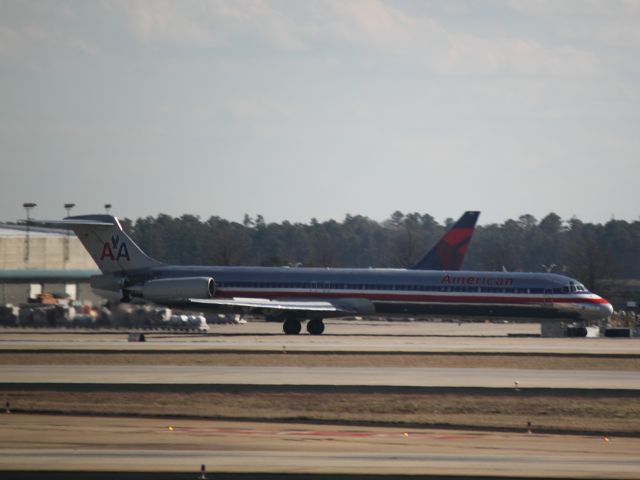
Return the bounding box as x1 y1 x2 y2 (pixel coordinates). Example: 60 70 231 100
64 203 75 262
22 202 37 262
104 204 112 214
64 203 75 218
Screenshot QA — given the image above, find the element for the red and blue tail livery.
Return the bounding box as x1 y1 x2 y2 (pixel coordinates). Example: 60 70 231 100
411 211 480 270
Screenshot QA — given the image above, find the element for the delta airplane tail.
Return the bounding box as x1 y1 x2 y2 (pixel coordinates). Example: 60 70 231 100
410 211 480 270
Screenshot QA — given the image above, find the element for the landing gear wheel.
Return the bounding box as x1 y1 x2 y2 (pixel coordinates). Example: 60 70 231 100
307 319 325 335
283 318 301 335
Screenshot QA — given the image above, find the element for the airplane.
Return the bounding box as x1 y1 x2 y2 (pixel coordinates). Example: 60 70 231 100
30 212 613 335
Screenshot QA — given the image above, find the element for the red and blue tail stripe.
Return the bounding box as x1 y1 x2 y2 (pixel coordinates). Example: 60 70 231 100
410 211 480 271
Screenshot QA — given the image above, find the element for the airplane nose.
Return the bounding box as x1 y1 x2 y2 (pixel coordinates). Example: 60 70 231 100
600 301 614 318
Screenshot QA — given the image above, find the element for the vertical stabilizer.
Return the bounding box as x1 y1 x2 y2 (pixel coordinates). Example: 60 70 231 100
410 211 480 270
42 215 162 273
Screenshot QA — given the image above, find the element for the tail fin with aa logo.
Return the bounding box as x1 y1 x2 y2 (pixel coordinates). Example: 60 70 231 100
31 215 162 273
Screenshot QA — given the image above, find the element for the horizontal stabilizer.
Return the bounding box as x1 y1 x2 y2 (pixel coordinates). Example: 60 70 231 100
28 218 115 229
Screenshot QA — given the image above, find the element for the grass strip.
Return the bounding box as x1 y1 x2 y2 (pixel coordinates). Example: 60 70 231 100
3 389 639 436
2 352 640 370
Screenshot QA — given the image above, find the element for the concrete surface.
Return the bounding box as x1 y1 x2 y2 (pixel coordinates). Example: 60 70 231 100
2 323 639 478
1 414 638 478
1 321 640 354
2 364 639 390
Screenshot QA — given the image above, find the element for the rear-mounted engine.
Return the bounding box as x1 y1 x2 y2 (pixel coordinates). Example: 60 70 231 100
141 277 215 302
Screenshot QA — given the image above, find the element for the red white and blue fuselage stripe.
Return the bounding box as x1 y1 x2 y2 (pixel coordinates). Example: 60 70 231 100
136 266 613 321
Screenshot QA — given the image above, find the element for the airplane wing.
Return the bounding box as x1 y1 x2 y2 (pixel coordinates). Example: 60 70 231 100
189 297 356 315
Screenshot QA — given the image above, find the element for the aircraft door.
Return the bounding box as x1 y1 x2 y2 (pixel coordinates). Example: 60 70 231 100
543 289 554 307
309 281 330 295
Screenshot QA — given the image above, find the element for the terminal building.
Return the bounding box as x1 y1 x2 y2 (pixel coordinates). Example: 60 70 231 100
0 223 100 305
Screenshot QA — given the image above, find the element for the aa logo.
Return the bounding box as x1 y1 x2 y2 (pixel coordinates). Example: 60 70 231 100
100 234 130 261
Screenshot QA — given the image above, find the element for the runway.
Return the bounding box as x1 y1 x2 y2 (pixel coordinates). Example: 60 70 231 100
1 321 640 354
2 323 639 478
5 448 640 477
2 364 639 390
2 414 640 478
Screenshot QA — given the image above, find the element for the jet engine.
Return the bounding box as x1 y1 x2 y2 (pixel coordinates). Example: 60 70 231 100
141 277 215 302
90 274 127 302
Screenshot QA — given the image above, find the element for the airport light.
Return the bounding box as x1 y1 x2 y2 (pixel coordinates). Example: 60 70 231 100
22 202 37 262
104 203 112 214
64 203 75 217
63 203 75 261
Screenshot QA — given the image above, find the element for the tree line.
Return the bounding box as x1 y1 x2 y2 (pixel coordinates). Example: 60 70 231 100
123 212 640 300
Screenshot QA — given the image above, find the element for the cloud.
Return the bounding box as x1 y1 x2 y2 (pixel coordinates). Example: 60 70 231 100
0 26 97 72
106 0 309 50
436 35 601 76
111 0 219 48
503 0 638 16
309 1 602 76
0 2 97 70
104 0 603 77
503 0 640 50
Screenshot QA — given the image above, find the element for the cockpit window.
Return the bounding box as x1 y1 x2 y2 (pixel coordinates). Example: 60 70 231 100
566 282 587 293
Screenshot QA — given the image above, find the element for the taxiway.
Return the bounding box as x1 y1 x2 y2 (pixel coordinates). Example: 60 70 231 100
2 364 639 390
2 321 639 479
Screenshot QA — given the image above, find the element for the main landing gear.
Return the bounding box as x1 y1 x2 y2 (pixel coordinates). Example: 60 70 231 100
283 318 301 335
282 318 325 335
307 319 325 335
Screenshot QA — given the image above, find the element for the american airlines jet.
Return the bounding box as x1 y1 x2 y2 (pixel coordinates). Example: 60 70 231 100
33 212 612 334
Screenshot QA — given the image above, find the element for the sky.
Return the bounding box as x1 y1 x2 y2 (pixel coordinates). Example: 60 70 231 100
1 0 639 227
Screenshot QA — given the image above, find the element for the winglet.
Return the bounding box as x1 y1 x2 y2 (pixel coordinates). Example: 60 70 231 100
410 211 480 270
